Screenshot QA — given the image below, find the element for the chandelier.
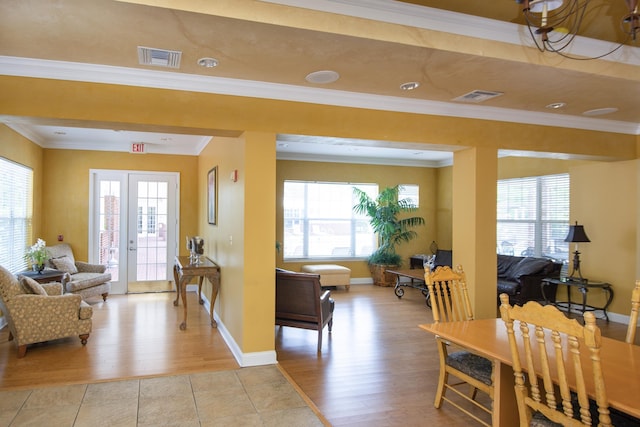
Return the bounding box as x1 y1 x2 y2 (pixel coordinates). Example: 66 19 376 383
518 0 640 59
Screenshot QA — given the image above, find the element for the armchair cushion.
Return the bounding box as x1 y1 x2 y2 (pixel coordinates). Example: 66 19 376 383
20 276 47 296
51 255 78 274
46 243 111 301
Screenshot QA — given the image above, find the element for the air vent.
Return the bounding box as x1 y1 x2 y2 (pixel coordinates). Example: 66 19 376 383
137 46 182 69
453 90 503 103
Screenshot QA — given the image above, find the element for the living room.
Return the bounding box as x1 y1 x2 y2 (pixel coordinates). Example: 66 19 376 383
1 0 639 381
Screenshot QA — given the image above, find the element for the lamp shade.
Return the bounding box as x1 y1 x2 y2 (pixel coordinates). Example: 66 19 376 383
564 221 590 243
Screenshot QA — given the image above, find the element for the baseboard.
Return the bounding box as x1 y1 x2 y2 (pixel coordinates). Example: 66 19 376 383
199 291 277 367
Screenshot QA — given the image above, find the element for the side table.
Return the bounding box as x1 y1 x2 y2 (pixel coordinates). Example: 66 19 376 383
173 256 220 330
541 277 614 321
19 269 65 284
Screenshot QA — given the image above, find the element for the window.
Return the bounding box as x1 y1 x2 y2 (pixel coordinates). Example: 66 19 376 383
283 181 377 260
399 184 419 207
0 157 33 273
497 174 570 263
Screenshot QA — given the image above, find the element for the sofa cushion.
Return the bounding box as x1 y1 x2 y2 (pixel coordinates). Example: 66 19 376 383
20 276 47 296
66 272 112 292
497 255 523 278
510 257 553 280
51 255 79 274
497 279 520 296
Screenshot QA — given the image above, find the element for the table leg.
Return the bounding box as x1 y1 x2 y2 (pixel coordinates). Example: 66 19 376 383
197 276 204 305
180 277 188 330
172 264 180 307
492 361 519 427
579 285 588 317
566 284 572 313
602 286 614 322
206 273 220 328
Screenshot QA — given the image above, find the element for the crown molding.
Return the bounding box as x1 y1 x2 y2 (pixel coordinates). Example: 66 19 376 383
1 56 638 135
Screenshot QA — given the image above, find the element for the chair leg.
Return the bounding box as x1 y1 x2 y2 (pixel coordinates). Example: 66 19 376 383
101 292 108 301
317 329 323 352
79 334 90 345
434 369 447 408
17 345 27 358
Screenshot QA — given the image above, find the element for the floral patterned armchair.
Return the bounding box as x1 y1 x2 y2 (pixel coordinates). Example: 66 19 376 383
45 243 111 302
0 265 93 358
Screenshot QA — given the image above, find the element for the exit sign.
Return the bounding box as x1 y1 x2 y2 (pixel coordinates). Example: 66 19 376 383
131 143 145 153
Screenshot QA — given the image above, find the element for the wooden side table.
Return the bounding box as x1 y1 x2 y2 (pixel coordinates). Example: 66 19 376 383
19 269 65 284
173 256 220 330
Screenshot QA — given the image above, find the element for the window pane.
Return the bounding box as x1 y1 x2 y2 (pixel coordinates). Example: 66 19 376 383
497 174 569 264
399 184 419 207
0 157 33 273
283 181 377 260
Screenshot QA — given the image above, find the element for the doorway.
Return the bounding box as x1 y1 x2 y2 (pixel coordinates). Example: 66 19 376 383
89 170 179 294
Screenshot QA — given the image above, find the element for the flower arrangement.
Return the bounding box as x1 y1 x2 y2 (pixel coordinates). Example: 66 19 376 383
25 238 48 271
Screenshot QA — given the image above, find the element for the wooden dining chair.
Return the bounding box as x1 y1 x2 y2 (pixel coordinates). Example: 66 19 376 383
499 293 613 426
425 265 494 427
626 280 640 344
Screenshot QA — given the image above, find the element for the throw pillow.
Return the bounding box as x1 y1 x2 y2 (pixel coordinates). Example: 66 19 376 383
20 276 48 296
52 255 78 274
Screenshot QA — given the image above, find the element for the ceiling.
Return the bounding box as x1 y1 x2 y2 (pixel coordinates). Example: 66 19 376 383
1 0 639 166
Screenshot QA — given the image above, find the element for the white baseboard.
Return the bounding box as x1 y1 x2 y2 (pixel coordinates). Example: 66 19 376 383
199 290 277 367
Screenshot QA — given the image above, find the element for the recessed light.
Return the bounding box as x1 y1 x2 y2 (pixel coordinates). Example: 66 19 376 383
400 82 420 91
545 102 566 110
54 131 67 135
582 107 618 116
197 57 219 68
305 70 340 84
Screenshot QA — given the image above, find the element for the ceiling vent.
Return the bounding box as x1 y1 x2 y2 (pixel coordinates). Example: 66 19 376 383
453 90 503 103
137 46 182 69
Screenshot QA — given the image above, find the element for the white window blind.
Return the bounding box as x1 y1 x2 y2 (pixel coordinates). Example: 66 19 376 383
0 157 33 273
497 174 569 263
283 181 377 260
399 184 419 207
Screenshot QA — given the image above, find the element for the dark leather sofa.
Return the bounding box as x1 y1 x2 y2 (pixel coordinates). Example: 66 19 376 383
497 254 563 306
275 269 335 352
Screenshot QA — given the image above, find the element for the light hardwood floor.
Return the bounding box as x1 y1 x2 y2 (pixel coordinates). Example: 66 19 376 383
0 284 633 426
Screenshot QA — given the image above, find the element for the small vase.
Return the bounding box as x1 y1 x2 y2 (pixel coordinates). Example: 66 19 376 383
33 263 45 274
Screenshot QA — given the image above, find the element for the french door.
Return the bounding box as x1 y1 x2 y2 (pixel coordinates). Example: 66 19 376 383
90 170 179 294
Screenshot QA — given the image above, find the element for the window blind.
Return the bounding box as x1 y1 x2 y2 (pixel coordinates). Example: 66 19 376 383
497 174 569 263
0 157 33 273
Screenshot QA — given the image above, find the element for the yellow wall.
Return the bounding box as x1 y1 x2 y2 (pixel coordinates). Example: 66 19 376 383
198 132 276 354
39 149 198 260
276 160 437 278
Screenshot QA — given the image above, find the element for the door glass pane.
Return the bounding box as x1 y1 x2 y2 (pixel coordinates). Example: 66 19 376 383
99 180 120 281
136 181 168 281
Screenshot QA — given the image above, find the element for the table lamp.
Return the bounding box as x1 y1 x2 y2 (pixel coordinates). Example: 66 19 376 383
564 221 590 281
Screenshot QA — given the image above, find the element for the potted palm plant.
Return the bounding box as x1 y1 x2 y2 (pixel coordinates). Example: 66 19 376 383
353 185 425 286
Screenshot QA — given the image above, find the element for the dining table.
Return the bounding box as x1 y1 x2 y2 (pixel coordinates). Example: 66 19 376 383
419 318 640 427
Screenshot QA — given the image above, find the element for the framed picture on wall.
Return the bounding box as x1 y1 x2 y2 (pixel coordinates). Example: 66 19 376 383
208 167 217 225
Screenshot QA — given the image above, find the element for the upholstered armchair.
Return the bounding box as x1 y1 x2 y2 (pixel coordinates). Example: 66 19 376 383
45 243 111 302
0 265 93 358
275 269 335 352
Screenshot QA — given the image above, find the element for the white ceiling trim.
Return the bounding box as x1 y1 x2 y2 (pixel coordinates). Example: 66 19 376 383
276 151 449 168
1 55 638 135
260 0 640 65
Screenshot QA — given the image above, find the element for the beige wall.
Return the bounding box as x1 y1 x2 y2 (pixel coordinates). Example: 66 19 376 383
276 160 438 278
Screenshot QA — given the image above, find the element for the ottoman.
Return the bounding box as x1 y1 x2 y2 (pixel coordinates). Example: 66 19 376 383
301 264 351 290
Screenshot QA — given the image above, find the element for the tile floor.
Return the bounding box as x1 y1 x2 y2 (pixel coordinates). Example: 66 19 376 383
0 365 326 427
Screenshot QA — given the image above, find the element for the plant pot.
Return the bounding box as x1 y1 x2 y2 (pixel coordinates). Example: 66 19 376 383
369 263 399 287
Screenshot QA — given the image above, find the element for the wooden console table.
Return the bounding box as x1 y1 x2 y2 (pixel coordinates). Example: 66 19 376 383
173 256 220 330
541 277 614 322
